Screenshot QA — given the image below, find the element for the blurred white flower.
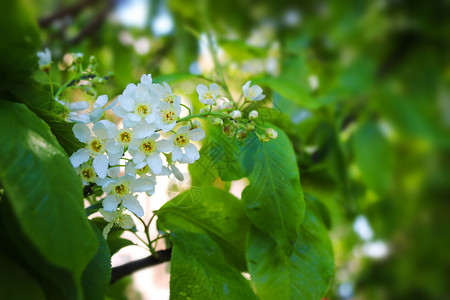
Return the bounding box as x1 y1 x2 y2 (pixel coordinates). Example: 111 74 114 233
242 81 265 101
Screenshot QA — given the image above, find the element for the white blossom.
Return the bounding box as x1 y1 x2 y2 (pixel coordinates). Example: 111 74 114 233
169 126 204 163
196 83 220 105
37 48 51 69
242 81 265 101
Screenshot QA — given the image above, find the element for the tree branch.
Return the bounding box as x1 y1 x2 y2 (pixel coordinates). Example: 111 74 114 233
69 1 113 45
110 248 172 284
38 0 100 28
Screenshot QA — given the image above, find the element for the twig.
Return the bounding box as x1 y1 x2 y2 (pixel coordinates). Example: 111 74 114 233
69 0 114 45
38 0 99 28
110 248 172 284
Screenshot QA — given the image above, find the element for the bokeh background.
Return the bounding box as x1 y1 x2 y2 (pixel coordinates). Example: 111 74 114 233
32 0 449 299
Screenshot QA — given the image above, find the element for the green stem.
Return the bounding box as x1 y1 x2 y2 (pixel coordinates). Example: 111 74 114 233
238 100 248 111
145 214 157 257
200 1 233 102
177 111 229 123
180 103 192 115
47 71 54 97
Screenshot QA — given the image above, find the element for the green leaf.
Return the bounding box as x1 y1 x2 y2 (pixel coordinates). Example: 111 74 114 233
202 126 246 181
254 77 318 109
0 101 98 279
246 194 334 300
156 187 250 270
91 217 134 256
9 81 84 156
241 125 305 254
0 0 40 88
0 251 46 300
82 223 112 300
0 197 83 299
352 121 393 194
170 230 257 300
153 72 199 84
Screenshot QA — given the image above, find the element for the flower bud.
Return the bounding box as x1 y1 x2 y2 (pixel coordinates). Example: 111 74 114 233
236 130 248 140
222 124 236 137
212 118 223 127
191 120 202 129
73 53 83 63
230 110 242 119
89 56 97 65
259 134 270 142
245 123 255 131
249 110 258 120
265 128 278 139
220 102 233 111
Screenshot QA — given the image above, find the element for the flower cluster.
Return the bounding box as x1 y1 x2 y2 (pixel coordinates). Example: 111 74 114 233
196 81 277 143
69 74 205 238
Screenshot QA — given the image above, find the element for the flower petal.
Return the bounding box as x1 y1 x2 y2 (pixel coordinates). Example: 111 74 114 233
103 195 119 211
69 148 90 167
209 83 220 96
147 153 163 174
189 128 205 141
171 146 183 161
134 123 156 139
93 154 109 178
196 84 208 97
177 125 190 134
123 197 144 217
242 81 251 97
69 101 90 111
94 95 108 109
118 94 135 112
93 120 117 139
185 143 200 161
157 139 173 153
73 123 91 143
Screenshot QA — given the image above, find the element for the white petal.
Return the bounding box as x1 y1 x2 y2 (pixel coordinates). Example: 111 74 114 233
147 153 162 174
94 95 108 109
157 139 173 153
93 120 117 139
209 83 220 96
196 84 208 97
103 195 119 211
130 177 155 192
185 143 199 161
68 101 90 111
102 223 114 239
171 146 183 162
73 123 91 143
69 148 90 167
242 81 251 97
106 139 121 154
118 94 135 112
132 151 146 164
140 74 152 86
93 154 109 178
89 109 103 123
122 117 138 128
177 126 190 134
189 128 205 141
254 94 266 101
134 123 156 139
170 164 184 181
123 197 144 217
126 113 141 122
112 105 127 118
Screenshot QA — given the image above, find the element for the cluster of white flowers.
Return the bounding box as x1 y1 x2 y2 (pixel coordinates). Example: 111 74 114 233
196 80 277 143
68 74 205 237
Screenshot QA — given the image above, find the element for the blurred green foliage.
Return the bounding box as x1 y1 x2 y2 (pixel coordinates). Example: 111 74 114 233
2 0 449 299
